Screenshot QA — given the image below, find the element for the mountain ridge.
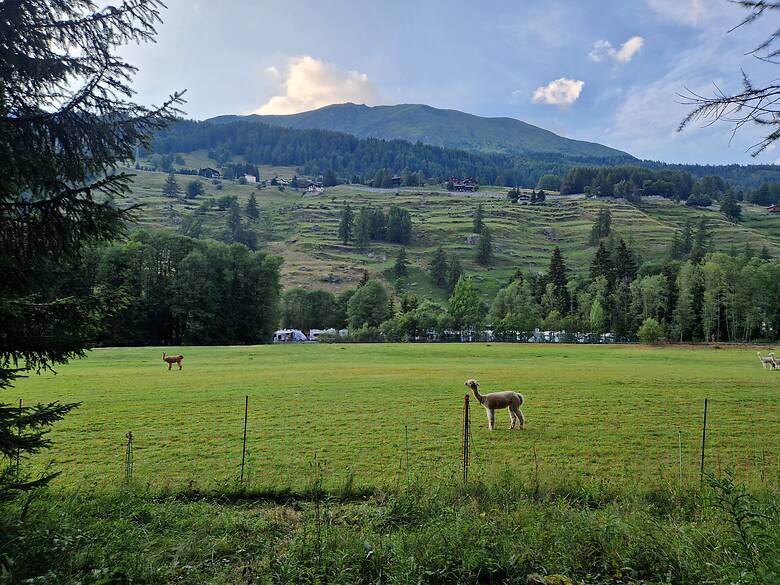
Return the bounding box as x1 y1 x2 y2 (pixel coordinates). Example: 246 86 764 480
206 102 634 161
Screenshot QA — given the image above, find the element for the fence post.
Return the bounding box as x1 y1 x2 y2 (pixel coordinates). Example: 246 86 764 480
124 431 133 485
700 398 708 487
463 394 470 483
240 395 248 486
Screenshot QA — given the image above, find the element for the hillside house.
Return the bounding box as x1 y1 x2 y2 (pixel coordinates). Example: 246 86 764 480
198 167 221 179
242 174 257 183
768 204 780 213
449 177 478 192
391 175 402 186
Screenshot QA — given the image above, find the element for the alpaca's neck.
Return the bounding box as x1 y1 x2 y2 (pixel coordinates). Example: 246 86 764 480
470 386 483 404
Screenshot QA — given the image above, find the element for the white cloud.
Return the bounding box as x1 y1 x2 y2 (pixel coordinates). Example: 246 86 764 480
532 78 584 106
646 0 705 26
589 36 644 63
255 56 379 115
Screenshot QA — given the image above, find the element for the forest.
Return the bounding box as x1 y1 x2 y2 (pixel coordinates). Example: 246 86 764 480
148 118 780 192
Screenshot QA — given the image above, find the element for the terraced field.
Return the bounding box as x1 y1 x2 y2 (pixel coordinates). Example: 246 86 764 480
121 164 780 299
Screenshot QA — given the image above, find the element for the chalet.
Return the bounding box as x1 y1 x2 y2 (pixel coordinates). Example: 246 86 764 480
242 174 257 183
198 167 221 179
448 177 478 192
768 204 780 213
391 175 402 187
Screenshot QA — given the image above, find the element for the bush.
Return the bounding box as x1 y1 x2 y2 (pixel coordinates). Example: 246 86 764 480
637 318 664 344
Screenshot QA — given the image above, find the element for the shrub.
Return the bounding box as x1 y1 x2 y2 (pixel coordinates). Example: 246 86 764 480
637 318 664 344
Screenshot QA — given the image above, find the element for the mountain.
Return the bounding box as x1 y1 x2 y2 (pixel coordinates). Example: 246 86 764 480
207 103 634 160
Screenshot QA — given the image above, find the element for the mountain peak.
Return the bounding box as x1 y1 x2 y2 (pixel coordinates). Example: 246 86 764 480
207 103 633 160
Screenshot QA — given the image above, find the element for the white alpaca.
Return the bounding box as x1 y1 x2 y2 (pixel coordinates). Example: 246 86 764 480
757 352 776 370
465 379 525 430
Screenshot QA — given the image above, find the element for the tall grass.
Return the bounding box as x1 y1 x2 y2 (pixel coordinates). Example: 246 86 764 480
1 471 777 584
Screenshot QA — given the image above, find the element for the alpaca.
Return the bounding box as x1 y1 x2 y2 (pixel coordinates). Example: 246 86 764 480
465 379 525 430
757 352 776 370
162 352 184 370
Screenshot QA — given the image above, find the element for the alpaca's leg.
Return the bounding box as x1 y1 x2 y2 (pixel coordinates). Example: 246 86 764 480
512 406 525 430
168 361 172 371
178 360 182 370
486 408 495 431
508 408 516 429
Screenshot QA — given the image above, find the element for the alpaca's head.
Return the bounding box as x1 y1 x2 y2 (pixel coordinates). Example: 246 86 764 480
464 379 479 389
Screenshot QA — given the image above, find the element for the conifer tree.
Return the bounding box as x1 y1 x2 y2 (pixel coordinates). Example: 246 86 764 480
475 225 493 266
473 203 485 233
354 207 371 247
0 0 182 498
163 171 180 198
447 255 463 292
338 204 354 245
429 246 449 288
393 248 409 278
546 247 570 315
246 192 259 220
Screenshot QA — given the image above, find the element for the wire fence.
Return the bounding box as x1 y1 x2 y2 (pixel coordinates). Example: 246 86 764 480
15 395 780 494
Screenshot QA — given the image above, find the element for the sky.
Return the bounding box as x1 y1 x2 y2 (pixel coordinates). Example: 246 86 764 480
122 0 780 165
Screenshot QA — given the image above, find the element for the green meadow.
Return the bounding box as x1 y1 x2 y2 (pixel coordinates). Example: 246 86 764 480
14 343 780 492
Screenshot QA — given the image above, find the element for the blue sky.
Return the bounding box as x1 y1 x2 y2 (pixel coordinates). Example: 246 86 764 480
123 0 780 164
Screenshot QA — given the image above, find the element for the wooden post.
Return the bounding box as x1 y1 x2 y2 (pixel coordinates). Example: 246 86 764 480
700 398 708 486
240 395 248 486
463 394 470 483
124 430 133 484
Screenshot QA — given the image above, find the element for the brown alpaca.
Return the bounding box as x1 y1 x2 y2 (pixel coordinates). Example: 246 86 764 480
465 379 525 430
162 352 184 370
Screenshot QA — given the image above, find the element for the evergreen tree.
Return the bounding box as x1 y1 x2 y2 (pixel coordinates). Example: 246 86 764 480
590 241 614 284
720 191 742 222
227 199 242 235
447 255 463 293
690 217 711 262
475 225 493 266
358 269 370 288
473 203 485 233
354 207 371 247
589 207 612 245
536 189 546 203
246 193 259 220
614 239 638 283
338 204 354 245
393 248 409 278
163 171 180 198
429 246 449 288
0 0 181 498
760 245 772 260
546 247 570 315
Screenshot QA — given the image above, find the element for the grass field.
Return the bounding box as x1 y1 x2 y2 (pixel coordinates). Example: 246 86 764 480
14 343 780 492
122 164 780 300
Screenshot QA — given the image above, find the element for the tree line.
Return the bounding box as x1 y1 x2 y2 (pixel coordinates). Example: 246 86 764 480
80 231 282 346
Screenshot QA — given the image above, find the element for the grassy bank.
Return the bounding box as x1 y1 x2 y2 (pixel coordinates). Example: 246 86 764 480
2 473 778 584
